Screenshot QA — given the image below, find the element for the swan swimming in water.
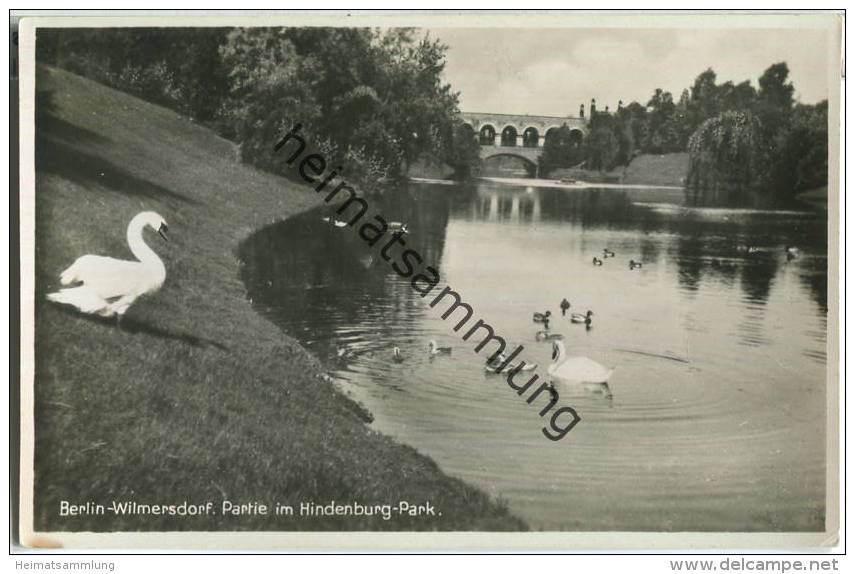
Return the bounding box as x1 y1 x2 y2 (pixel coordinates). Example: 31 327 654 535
548 340 614 395
46 211 168 319
392 347 405 363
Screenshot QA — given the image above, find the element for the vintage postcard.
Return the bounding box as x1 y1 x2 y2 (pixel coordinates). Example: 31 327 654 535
15 11 842 550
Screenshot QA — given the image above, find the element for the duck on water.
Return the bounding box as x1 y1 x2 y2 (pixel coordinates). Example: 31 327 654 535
428 340 453 357
485 352 537 374
571 310 594 325
533 310 552 323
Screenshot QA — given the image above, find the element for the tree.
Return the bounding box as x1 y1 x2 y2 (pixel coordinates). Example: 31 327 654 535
758 62 795 109
218 29 322 170
619 101 648 156
216 28 465 183
753 62 795 143
38 28 231 122
686 110 762 205
442 122 482 179
537 124 585 175
789 101 829 193
690 68 719 118
585 126 619 172
766 100 828 197
644 89 680 152
718 80 757 112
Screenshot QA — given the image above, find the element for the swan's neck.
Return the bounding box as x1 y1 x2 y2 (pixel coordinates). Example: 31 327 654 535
554 343 567 365
127 218 163 268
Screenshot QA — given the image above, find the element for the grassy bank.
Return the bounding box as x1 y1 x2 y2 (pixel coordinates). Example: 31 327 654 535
518 153 688 187
32 66 525 533
620 153 689 187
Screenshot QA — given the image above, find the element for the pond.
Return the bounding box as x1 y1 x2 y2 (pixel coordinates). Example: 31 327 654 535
239 179 828 531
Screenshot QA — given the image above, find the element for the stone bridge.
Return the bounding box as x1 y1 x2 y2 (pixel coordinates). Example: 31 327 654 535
460 112 589 170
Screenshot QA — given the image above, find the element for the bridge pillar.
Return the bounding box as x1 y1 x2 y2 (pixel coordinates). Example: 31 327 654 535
493 133 501 146
537 136 545 147
515 135 524 147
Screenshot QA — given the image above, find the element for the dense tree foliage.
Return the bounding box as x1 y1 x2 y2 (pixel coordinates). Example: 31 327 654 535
37 27 479 186
686 111 762 204
538 124 585 174
38 29 232 122
537 61 827 205
687 64 827 204
37 30 827 203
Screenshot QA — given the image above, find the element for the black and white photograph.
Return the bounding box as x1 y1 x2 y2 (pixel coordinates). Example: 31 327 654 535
15 11 842 550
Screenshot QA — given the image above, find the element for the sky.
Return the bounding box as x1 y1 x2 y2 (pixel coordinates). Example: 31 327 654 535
426 26 836 117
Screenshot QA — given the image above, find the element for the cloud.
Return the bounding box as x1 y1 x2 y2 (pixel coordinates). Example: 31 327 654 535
430 25 834 116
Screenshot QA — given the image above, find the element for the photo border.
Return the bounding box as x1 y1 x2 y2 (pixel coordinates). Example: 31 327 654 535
14 10 844 551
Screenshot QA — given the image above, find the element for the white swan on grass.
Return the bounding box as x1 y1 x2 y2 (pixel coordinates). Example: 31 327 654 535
548 340 614 395
46 211 168 319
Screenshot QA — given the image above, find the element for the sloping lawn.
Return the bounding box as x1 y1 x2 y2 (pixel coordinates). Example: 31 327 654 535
31 66 525 533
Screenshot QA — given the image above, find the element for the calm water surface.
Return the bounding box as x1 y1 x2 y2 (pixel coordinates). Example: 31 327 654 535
240 181 828 531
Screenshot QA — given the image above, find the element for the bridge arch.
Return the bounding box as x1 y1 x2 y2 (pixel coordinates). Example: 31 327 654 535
460 112 589 177
479 124 497 145
501 125 518 147
522 126 539 148
543 126 561 147
481 151 538 177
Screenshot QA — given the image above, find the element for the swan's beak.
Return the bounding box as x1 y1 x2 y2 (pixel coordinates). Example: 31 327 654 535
158 223 169 241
